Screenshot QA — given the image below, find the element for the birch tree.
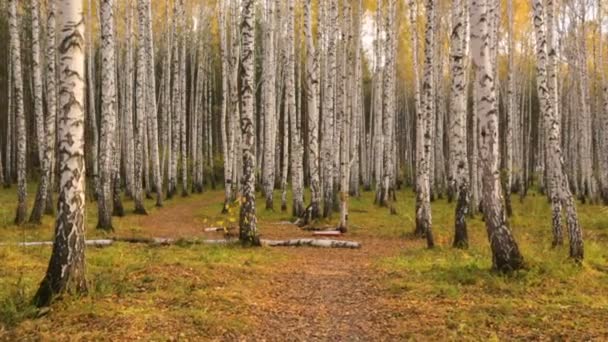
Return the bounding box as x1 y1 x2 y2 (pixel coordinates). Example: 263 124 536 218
286 0 304 217
349 0 363 197
34 0 87 306
123 0 135 198
262 0 277 210
379 0 396 207
30 0 58 223
372 0 384 205
602 0 608 204
449 0 470 248
144 0 162 206
133 0 149 214
504 0 515 216
470 0 523 271
239 0 260 246
322 0 337 217
9 0 27 225
532 0 584 261
574 5 597 203
169 0 182 199
415 0 436 248
303 0 320 222
179 2 188 198
31 0 45 168
87 0 99 199
97 0 118 230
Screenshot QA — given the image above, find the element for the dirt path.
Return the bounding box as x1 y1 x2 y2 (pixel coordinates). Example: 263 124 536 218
250 237 400 341
126 194 400 340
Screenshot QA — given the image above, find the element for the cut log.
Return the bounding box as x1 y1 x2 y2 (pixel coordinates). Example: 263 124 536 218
261 239 361 249
312 230 342 237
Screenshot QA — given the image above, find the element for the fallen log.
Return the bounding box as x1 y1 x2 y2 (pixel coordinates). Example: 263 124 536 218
204 227 233 232
6 237 361 249
312 231 342 237
112 237 236 245
0 240 114 248
261 239 361 249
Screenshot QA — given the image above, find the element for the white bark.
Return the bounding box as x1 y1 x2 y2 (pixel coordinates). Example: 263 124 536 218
322 0 337 217
415 0 435 248
449 0 470 247
304 0 321 221
382 0 397 205
373 0 384 204
98 0 118 230
532 0 584 260
9 0 27 224
470 0 523 271
239 0 260 246
123 0 135 198
133 0 149 214
262 0 277 209
286 0 304 217
144 0 162 206
31 0 45 167
35 0 87 307
30 0 58 222
87 0 99 199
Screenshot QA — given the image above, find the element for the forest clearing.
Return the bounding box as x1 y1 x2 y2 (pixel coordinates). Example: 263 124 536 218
2 0 608 339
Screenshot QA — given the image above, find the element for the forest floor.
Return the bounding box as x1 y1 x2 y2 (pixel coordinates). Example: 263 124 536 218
1 184 608 340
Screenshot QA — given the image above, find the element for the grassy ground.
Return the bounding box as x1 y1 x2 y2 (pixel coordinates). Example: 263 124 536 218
0 183 607 340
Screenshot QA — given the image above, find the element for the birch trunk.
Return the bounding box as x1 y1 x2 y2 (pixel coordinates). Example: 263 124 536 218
532 0 584 261
349 0 363 197
239 0 260 246
5 53 13 187
262 0 276 209
414 0 435 248
123 0 135 198
602 1 608 203
373 0 384 205
87 0 99 200
504 0 515 217
180 4 188 198
9 0 27 225
575 9 597 203
30 0 58 222
34 0 87 306
304 0 321 221
450 0 470 248
144 0 162 206
470 0 523 271
219 0 233 211
133 0 149 214
168 0 181 199
338 0 352 232
380 0 396 207
31 0 45 168
286 0 304 217
321 0 337 217
97 0 118 230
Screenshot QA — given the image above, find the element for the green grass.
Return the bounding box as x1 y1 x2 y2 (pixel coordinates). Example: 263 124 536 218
1 183 607 339
367 189 608 339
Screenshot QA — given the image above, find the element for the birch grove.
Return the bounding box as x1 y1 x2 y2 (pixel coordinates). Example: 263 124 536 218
5 1 608 311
